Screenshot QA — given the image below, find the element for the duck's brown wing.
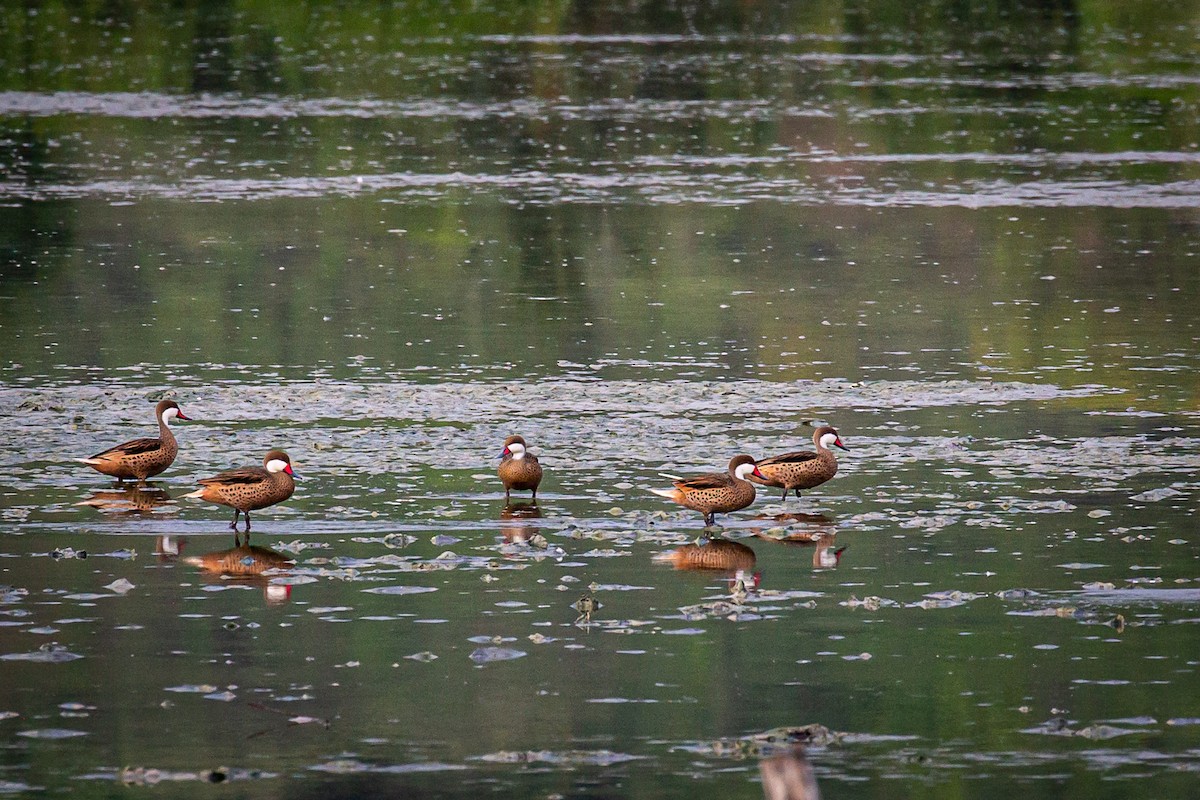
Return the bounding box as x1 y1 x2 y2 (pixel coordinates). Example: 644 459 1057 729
89 437 162 460
673 472 729 491
756 451 819 467
197 467 268 486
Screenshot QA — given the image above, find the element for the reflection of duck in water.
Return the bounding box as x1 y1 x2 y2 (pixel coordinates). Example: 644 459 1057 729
728 569 761 603
753 512 834 527
185 544 294 576
650 455 764 527
183 450 296 533
760 745 821 800
749 425 847 503
752 524 846 570
654 538 757 573
499 502 543 545
75 485 175 514
656 539 762 605
154 535 187 561
79 399 191 483
498 435 543 501
752 513 837 545
184 544 296 604
812 535 847 569
500 502 542 521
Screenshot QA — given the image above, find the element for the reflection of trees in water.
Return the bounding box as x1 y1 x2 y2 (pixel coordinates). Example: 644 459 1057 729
1 1 1194 396
844 0 1080 62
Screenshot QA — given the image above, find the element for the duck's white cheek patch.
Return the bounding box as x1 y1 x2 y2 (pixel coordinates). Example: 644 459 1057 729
266 459 290 473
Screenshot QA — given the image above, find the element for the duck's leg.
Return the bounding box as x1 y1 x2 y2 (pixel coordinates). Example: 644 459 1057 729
244 511 252 533
780 487 788 501
704 511 716 527
228 508 240 531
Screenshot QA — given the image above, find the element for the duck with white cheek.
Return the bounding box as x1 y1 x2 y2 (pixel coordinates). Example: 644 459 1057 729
498 435 543 502
650 454 764 527
184 450 296 533
80 399 191 483
749 425 848 503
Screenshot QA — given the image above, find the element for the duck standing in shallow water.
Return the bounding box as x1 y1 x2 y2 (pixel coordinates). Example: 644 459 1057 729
498 435 542 501
80 399 191 483
650 454 764 527
184 450 295 533
750 425 847 502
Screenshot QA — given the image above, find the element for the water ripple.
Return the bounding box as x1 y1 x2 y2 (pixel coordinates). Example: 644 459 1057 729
2 170 1196 208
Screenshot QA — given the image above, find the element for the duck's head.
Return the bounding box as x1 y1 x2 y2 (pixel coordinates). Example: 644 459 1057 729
263 450 295 476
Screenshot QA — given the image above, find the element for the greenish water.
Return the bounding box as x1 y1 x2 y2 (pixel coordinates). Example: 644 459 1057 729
2 1 1199 797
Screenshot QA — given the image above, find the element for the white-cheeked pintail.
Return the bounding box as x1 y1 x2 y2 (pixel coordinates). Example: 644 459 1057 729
184 449 296 532
80 399 190 483
750 425 847 502
498 434 542 501
650 454 764 526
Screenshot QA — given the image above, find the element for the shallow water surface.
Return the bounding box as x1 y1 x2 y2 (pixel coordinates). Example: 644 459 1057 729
1 2 1199 798
2 374 1197 797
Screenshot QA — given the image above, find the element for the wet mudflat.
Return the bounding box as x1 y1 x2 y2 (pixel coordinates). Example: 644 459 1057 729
2 1 1200 798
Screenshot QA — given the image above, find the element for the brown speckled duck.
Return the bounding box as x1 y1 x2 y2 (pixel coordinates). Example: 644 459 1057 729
183 450 296 532
80 399 190 483
750 425 847 502
498 435 542 501
650 454 763 526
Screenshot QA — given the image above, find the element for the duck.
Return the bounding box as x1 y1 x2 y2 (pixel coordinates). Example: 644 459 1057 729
498 435 542 501
649 454 764 526
79 399 191 483
750 425 847 502
183 450 296 533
